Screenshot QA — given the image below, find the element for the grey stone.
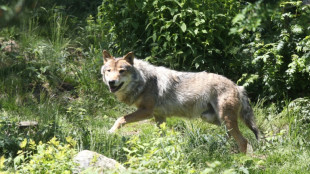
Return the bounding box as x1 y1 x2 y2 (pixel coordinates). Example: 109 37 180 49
18 121 38 130
19 121 38 127
73 150 125 173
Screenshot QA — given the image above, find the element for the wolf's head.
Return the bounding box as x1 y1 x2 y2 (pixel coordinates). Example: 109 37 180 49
101 50 135 93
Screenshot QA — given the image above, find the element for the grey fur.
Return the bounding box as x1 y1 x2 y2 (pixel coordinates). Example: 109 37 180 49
102 59 259 137
101 53 260 153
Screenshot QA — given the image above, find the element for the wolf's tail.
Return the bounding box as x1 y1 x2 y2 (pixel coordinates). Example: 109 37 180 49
237 86 260 140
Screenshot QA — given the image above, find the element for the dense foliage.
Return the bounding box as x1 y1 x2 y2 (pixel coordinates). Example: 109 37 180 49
14 137 77 173
93 0 310 101
232 1 310 101
95 0 242 73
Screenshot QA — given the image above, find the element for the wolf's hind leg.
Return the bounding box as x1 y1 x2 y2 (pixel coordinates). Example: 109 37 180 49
219 106 248 153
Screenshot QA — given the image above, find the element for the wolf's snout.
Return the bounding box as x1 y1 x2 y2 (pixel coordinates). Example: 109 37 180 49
108 80 116 87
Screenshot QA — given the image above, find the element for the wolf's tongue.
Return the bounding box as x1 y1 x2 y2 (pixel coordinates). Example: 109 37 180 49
110 86 115 91
110 85 117 92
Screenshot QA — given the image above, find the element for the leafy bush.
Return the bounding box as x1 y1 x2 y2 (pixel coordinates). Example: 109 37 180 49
92 0 310 102
94 0 242 74
232 1 310 101
14 137 77 174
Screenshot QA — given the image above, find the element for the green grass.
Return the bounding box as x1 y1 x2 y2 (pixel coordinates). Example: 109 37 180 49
2 91 310 173
1 4 310 174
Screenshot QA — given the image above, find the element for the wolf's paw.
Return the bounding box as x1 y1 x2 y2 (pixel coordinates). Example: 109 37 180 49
107 128 116 134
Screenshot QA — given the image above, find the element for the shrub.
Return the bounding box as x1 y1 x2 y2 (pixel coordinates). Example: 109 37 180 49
232 1 310 101
92 0 310 102
94 0 242 74
14 137 77 174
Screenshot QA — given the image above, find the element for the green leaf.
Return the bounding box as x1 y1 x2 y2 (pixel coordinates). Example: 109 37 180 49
195 63 200 69
180 22 187 32
0 156 5 170
173 14 180 22
20 139 27 148
152 33 157 42
232 14 244 24
291 24 303 34
14 155 24 166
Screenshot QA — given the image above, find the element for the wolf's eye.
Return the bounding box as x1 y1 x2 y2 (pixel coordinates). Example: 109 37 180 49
119 70 126 73
107 69 111 72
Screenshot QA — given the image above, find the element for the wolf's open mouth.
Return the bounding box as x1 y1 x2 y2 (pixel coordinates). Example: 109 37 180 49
109 82 124 93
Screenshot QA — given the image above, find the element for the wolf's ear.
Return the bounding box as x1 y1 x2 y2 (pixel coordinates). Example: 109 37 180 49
102 50 114 64
123 51 134 65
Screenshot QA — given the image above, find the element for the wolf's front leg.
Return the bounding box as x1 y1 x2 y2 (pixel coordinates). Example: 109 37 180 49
108 108 153 133
108 117 126 133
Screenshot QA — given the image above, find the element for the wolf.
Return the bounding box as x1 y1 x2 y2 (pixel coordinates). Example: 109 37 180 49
100 50 259 153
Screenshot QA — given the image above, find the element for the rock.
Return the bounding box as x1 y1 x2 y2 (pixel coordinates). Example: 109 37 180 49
73 150 125 173
18 121 38 129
